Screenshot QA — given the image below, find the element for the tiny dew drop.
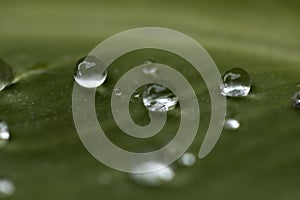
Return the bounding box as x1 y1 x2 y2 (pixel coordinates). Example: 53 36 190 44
224 118 240 130
220 67 251 97
143 84 178 112
0 121 10 148
178 153 196 167
114 88 122 96
74 56 107 88
292 91 300 109
130 162 175 187
98 172 112 186
142 59 157 75
0 179 15 197
0 59 14 91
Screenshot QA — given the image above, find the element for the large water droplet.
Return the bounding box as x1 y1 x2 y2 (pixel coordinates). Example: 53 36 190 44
224 118 240 130
74 56 107 88
178 153 196 167
142 59 157 75
0 59 14 91
0 121 10 148
143 84 178 112
292 91 300 109
130 162 174 187
220 68 251 97
0 179 15 197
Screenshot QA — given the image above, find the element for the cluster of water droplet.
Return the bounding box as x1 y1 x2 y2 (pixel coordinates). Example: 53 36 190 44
142 84 178 112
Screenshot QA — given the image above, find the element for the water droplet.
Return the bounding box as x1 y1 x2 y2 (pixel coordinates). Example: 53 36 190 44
0 59 14 91
220 68 251 97
142 59 157 75
143 84 178 112
224 118 240 130
98 172 112 186
0 121 10 148
292 91 300 109
74 56 107 88
0 179 15 197
130 162 174 187
178 153 196 167
114 88 122 96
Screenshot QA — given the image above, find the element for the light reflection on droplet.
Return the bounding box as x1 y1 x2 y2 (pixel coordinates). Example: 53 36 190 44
224 118 240 130
130 162 175 187
0 121 10 148
178 153 196 167
0 179 15 197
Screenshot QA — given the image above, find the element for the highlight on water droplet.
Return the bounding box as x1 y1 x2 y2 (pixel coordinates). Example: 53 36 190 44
130 162 175 187
220 67 251 97
292 91 300 110
178 153 196 167
143 84 178 112
0 121 10 148
0 179 15 197
224 118 240 130
142 59 157 75
74 56 107 88
0 59 14 91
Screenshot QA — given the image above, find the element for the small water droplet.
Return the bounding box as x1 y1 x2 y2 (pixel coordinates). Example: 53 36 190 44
0 121 10 148
143 84 178 112
114 88 122 96
142 59 157 75
0 59 14 91
130 162 174 187
224 118 240 130
220 68 251 97
292 91 300 109
178 153 196 167
98 172 112 186
0 179 15 197
74 56 107 88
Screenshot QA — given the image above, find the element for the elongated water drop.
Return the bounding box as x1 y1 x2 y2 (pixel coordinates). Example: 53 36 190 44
143 84 178 112
0 179 15 197
220 68 251 97
292 91 300 109
130 162 174 187
0 121 10 148
0 59 14 91
74 56 107 88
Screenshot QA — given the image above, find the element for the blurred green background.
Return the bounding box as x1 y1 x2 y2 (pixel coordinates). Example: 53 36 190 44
0 0 300 199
